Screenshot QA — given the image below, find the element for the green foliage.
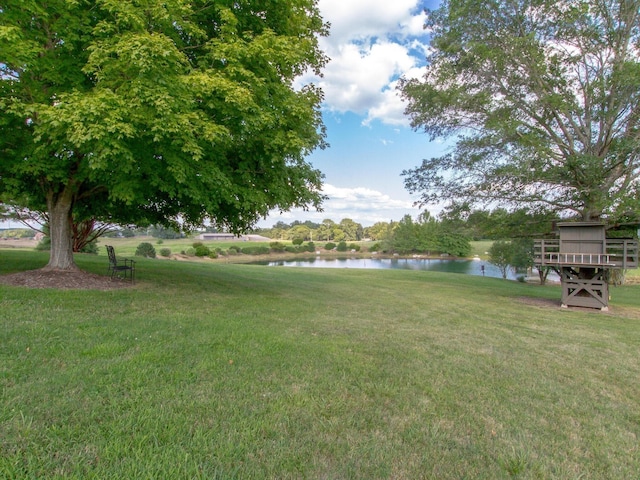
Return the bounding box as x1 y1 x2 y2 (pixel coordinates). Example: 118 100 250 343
0 229 35 239
324 242 336 251
348 243 361 252
135 242 157 258
509 238 535 272
241 246 270 255
400 0 640 222
336 241 348 252
270 242 286 252
80 239 99 255
0 0 328 269
384 214 471 256
439 205 557 240
488 238 535 279
185 247 196 256
292 237 304 246
262 218 372 243
149 225 182 239
105 228 135 238
194 244 211 257
159 248 172 257
35 237 50 251
390 215 419 254
488 241 514 279
437 232 471 257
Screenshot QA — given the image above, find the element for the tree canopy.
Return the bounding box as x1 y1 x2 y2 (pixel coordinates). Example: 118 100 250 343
400 0 640 223
0 0 328 270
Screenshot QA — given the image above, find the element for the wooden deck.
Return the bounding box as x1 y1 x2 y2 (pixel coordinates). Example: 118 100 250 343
534 239 639 269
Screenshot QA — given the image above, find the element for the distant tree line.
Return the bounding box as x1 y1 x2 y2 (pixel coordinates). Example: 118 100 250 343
255 208 558 258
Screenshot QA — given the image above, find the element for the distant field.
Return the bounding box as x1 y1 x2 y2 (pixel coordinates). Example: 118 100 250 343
1 249 639 478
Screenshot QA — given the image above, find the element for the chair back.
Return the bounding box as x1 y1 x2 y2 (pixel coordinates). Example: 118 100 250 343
106 245 117 266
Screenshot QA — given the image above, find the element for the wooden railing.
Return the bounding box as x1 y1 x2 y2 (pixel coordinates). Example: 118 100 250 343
534 239 639 269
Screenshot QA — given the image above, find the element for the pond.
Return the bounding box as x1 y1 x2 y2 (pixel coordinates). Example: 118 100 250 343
256 256 526 281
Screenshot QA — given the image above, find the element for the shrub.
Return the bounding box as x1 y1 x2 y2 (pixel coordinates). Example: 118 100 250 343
208 251 218 259
336 241 348 252
270 242 286 252
81 240 99 255
159 248 172 257
135 242 156 258
194 244 211 257
292 237 304 246
370 242 382 252
306 242 316 253
324 242 336 251
185 247 196 256
349 243 361 252
227 247 240 255
285 246 298 253
241 246 270 255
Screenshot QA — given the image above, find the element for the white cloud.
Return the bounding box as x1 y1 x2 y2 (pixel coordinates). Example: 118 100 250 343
297 0 430 126
320 0 425 45
259 184 422 227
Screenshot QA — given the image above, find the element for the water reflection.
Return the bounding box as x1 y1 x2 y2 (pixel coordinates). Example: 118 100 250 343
258 257 522 280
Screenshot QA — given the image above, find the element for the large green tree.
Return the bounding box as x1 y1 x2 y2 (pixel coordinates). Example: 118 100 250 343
0 0 327 271
400 0 640 223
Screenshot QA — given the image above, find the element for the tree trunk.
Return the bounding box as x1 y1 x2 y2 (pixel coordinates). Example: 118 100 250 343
44 187 78 271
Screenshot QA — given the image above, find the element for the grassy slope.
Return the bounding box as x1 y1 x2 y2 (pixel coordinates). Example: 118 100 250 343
1 250 639 479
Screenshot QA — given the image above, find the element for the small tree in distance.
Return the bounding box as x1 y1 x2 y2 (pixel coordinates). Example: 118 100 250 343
488 241 513 279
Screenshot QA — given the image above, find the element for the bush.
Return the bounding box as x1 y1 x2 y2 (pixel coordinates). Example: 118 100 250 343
285 246 298 253
208 251 218 259
135 242 156 258
194 244 211 257
306 242 316 253
336 241 348 252
241 246 270 255
185 247 196 256
324 242 336 251
348 243 361 252
227 247 240 255
270 242 286 252
159 248 172 257
369 242 382 252
292 237 304 246
80 240 99 255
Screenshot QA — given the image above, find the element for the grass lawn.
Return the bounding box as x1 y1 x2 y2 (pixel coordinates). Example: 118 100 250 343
1 249 639 479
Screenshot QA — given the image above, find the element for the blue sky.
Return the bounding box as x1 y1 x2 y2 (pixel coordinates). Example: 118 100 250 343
259 0 444 227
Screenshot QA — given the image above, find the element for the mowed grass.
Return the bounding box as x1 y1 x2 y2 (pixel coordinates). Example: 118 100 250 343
1 250 639 479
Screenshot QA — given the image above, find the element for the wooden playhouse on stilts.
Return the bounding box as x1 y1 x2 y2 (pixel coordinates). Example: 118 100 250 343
534 222 638 311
